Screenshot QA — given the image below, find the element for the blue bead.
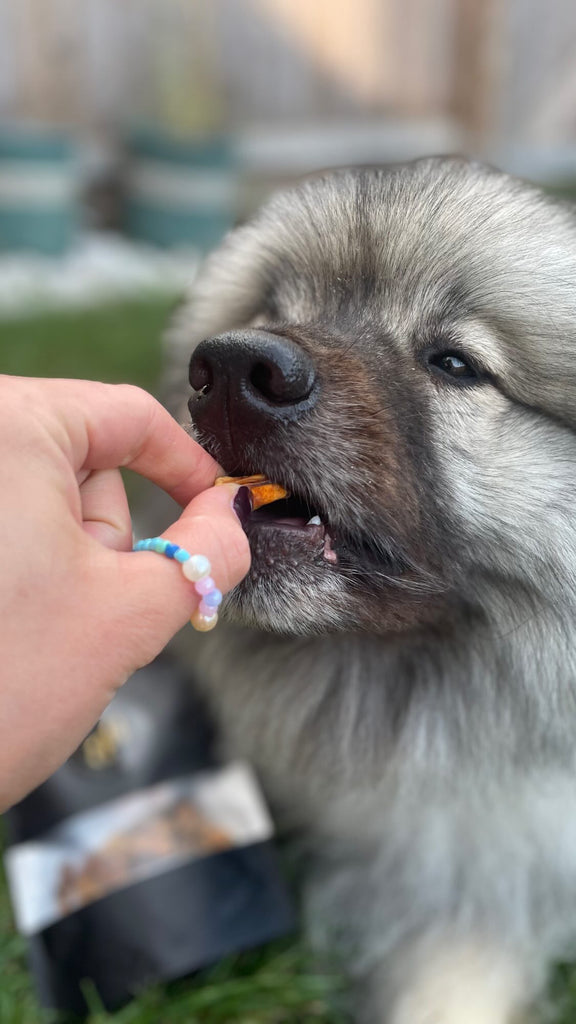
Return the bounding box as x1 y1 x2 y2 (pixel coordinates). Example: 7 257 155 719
175 548 191 562
203 588 222 608
164 543 179 559
152 538 167 552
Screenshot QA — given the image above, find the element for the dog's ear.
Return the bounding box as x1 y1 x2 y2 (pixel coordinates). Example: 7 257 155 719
479 191 576 431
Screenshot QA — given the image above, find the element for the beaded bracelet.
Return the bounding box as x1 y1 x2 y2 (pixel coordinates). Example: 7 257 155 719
133 537 222 632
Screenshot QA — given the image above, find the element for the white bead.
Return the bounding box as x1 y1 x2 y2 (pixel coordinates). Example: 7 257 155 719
181 554 211 582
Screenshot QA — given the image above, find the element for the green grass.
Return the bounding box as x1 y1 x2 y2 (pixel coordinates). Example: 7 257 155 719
2 299 576 1023
0 298 177 389
0 857 345 1024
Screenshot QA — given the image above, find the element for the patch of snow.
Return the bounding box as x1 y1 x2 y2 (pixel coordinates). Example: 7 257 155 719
0 233 199 317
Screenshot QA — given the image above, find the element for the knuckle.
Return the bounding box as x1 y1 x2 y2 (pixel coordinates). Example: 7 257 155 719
114 383 148 403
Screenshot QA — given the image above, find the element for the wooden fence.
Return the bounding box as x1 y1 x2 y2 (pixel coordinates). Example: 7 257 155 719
0 0 574 148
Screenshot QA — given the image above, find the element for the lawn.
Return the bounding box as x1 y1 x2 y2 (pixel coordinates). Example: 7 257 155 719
0 855 345 1024
0 298 173 388
1 299 576 1023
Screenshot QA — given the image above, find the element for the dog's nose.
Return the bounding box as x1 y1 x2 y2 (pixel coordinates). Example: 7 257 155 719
189 330 318 431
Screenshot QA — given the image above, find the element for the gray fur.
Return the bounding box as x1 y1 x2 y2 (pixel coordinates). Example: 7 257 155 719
169 158 576 1022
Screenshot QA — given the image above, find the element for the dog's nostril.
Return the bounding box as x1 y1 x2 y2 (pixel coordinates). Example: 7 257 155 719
189 357 213 394
250 355 315 405
250 361 288 403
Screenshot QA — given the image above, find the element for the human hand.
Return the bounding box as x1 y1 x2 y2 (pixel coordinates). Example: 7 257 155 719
0 376 251 809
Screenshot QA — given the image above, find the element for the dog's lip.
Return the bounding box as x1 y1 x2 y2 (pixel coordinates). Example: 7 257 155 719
254 517 323 534
245 499 339 563
247 508 326 539
250 508 322 530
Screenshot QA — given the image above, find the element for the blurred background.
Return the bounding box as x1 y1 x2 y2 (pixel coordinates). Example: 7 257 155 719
1 0 576 321
0 0 576 317
1 0 576 371
4 3 576 1022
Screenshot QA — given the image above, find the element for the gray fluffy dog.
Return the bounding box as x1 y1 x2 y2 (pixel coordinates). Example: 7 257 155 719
167 157 576 1022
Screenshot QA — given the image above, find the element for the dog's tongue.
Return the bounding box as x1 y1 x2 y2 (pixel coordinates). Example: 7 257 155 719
214 474 288 510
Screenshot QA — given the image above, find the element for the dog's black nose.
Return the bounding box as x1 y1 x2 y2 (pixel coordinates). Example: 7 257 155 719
189 330 318 435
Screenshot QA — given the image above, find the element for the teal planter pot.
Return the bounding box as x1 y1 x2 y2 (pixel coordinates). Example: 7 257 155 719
0 129 78 255
125 130 238 252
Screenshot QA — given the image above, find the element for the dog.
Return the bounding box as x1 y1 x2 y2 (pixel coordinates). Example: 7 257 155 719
167 156 576 1022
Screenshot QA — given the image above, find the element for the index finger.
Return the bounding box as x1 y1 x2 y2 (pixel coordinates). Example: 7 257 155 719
38 378 219 507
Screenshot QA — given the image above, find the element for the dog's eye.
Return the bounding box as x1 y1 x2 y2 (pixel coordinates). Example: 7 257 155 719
428 352 478 381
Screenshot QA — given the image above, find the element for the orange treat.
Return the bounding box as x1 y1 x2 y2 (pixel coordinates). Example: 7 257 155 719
215 473 288 510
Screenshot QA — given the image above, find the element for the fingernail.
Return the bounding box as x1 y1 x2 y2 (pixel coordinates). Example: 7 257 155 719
233 486 253 527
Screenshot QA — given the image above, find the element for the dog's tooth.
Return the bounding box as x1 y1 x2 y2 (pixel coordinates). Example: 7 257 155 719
306 515 322 526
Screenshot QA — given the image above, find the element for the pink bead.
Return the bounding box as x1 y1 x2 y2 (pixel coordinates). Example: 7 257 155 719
198 599 217 617
195 576 215 596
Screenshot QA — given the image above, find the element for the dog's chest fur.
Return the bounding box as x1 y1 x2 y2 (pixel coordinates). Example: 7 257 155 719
176 612 576 997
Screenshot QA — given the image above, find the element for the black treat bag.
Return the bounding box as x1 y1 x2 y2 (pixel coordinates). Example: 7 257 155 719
4 655 293 1016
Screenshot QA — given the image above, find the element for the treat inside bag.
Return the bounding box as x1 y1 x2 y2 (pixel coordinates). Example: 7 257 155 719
215 474 288 510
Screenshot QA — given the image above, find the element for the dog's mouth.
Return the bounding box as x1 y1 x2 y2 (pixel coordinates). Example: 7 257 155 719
216 458 442 632
213 467 411 582
240 480 409 582
248 491 338 564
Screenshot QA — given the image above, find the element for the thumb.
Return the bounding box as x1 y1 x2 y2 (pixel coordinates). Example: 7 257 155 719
113 484 251 661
